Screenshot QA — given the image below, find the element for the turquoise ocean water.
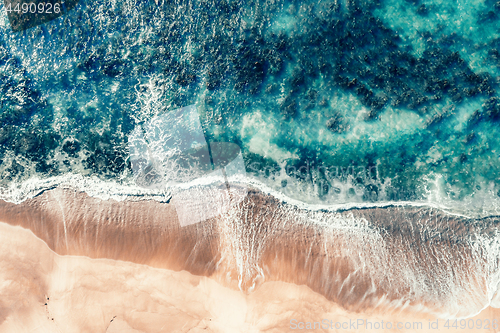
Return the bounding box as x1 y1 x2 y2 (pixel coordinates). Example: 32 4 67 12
0 0 499 217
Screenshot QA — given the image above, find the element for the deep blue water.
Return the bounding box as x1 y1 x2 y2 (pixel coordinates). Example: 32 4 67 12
0 0 499 215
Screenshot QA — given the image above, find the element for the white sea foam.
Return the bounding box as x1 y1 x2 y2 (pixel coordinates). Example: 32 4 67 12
1 167 499 221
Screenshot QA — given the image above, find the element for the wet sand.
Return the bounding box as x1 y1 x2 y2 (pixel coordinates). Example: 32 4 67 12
1 187 500 332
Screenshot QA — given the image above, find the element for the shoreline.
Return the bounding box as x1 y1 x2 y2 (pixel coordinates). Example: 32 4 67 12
1 173 498 220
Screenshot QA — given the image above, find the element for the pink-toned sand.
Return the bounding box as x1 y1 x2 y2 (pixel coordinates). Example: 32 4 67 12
1 222 499 333
0 187 499 332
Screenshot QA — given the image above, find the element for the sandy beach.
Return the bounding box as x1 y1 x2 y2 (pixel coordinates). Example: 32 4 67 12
1 187 500 332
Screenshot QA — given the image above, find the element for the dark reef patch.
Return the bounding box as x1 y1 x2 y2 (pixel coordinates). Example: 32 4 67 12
326 112 350 133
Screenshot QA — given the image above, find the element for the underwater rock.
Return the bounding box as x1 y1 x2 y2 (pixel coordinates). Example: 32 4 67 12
482 97 500 121
62 140 81 157
326 113 349 133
